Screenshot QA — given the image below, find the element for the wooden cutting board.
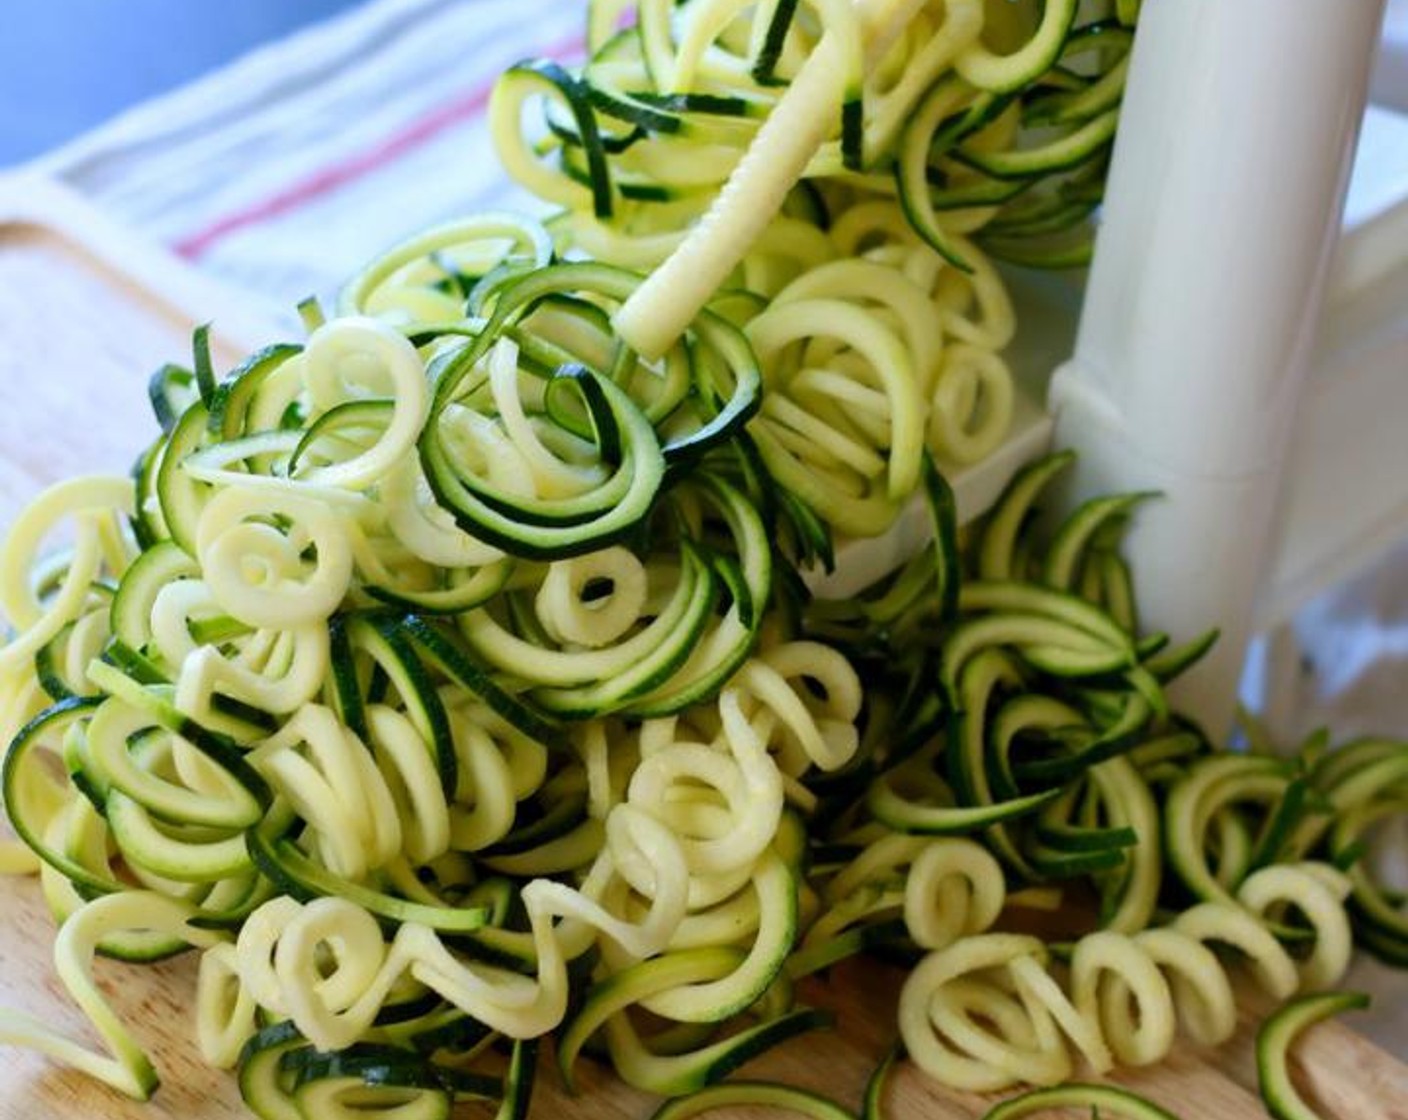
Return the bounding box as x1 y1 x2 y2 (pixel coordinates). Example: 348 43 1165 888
0 175 1404 1120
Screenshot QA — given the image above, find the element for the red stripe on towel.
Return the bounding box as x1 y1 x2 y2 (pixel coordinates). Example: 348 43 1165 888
173 33 583 260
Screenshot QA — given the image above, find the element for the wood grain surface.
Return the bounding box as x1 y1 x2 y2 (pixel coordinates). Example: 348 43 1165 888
0 181 1404 1120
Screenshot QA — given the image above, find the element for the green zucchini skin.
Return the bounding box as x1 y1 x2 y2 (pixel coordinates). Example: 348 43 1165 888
1257 991 1371 1120
981 1083 1183 1120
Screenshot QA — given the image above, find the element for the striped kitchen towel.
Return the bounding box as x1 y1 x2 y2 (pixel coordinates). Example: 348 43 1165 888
39 0 581 322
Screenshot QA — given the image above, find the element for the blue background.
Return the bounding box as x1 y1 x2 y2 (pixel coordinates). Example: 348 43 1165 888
0 1 367 166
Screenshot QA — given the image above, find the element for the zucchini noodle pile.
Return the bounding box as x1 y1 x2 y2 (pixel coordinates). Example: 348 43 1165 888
511 0 1133 350
3 303 1406 1120
1 5 1404 1120
0 273 868 1114
799 452 1408 1112
489 0 1139 526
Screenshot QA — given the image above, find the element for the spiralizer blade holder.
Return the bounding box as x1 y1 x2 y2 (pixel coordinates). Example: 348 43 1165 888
1048 0 1387 737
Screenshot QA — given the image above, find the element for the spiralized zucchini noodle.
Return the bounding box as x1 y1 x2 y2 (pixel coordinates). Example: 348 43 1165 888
897 860 1353 1091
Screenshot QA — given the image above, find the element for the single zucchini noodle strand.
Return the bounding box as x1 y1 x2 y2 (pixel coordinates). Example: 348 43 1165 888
898 863 1355 1092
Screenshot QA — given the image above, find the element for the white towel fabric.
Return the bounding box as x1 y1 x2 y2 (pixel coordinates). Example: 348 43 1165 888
37 0 576 325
